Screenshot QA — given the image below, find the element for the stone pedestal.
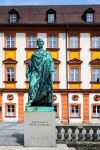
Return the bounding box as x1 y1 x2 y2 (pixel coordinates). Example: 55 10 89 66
24 111 56 147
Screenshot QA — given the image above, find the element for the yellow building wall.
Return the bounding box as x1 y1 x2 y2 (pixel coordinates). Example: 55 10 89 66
50 51 58 59
69 52 79 60
91 84 100 89
5 51 15 59
53 83 59 89
5 83 16 88
27 51 33 59
70 84 80 89
92 52 100 60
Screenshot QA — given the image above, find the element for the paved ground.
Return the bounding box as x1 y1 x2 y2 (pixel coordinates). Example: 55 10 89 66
0 122 70 149
0 122 24 146
0 145 70 150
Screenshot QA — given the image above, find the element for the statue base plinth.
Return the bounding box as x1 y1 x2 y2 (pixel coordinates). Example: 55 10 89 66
25 105 54 112
24 111 56 147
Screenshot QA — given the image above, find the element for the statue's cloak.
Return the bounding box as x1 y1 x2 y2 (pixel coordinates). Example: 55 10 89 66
26 49 55 106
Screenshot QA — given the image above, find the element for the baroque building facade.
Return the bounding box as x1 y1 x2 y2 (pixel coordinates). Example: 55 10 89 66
0 5 100 124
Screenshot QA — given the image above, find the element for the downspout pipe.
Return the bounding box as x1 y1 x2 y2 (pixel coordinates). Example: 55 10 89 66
66 24 69 124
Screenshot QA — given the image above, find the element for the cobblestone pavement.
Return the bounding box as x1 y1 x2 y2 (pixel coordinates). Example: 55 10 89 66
0 122 24 146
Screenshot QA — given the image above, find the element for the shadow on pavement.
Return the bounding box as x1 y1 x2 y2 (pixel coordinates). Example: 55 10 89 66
12 134 24 145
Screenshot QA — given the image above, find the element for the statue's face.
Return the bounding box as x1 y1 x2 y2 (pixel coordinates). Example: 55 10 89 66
37 40 44 49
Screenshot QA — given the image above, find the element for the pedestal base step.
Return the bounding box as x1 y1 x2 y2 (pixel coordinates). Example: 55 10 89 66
0 144 69 150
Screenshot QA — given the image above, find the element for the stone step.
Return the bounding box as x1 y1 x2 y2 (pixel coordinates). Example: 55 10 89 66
0 144 69 150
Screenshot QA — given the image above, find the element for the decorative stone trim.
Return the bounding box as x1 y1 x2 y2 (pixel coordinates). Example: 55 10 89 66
72 95 79 101
89 58 100 65
7 94 14 100
46 48 60 51
90 48 100 51
3 48 17 51
25 48 38 51
67 58 83 65
67 48 81 51
3 58 17 64
94 95 100 101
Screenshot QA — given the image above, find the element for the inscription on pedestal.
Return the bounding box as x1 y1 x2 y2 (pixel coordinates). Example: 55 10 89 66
24 111 56 147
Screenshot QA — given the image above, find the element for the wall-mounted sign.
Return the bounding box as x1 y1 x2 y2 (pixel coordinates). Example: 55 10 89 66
72 95 79 101
7 94 14 100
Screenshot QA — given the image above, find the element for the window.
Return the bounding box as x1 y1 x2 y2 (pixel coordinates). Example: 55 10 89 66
82 8 95 23
46 9 56 23
71 105 80 118
70 68 79 82
7 105 15 117
54 103 59 118
70 36 78 48
86 13 93 23
7 68 14 81
10 14 17 23
54 105 57 117
93 105 100 117
48 35 57 48
92 36 100 48
48 14 55 23
6 35 14 48
28 35 36 48
52 68 58 81
92 68 100 82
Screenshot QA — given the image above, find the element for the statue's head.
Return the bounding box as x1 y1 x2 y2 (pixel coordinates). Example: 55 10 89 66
37 38 44 49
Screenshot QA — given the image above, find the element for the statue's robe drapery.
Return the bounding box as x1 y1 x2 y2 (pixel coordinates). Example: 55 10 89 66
26 49 55 106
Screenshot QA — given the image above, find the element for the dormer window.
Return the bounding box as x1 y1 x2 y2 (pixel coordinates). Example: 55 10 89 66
10 14 17 23
46 9 56 23
82 8 95 23
8 9 20 24
86 13 93 23
48 14 55 23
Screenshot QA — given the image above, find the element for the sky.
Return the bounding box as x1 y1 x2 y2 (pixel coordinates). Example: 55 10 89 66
0 0 100 5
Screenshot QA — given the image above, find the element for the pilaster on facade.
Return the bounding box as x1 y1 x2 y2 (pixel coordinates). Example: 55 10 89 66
61 93 68 124
83 93 90 124
18 92 24 122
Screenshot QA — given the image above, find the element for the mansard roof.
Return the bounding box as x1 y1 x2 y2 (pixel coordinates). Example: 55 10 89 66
0 5 100 25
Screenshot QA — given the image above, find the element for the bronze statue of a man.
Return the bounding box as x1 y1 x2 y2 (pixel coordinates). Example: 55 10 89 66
26 38 55 107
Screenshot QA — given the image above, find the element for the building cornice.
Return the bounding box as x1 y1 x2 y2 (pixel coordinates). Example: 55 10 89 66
0 88 100 94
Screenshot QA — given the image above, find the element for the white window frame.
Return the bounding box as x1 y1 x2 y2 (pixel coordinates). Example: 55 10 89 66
7 68 14 81
92 36 100 48
71 105 79 118
86 13 93 23
7 105 14 117
70 68 79 82
48 14 55 23
10 14 17 23
28 35 36 48
48 35 57 48
70 36 78 48
93 105 100 118
92 68 100 82
6 35 14 48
